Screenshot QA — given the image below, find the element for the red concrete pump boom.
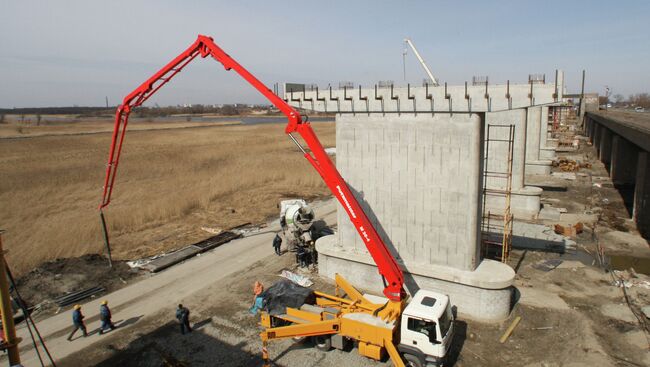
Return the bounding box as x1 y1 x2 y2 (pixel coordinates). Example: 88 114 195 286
99 35 405 301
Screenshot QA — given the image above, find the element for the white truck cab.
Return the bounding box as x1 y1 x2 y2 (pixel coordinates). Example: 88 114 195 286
399 290 455 367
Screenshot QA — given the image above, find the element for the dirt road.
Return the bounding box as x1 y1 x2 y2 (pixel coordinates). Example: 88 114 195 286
7 199 337 367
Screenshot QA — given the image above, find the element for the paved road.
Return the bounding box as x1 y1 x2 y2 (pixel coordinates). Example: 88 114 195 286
7 199 337 367
592 110 650 133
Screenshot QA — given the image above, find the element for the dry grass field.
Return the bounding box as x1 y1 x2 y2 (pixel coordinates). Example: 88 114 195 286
0 119 335 275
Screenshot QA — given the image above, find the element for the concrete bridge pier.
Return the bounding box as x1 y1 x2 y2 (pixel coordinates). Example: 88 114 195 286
540 106 558 160
635 152 650 238
318 113 515 322
610 135 638 185
599 127 613 170
525 107 553 175
485 109 542 219
593 123 602 151
586 116 595 141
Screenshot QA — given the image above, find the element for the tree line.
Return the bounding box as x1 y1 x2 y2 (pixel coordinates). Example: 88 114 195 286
606 93 650 108
0 104 279 118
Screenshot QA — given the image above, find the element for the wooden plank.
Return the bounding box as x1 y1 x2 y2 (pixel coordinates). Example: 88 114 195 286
499 316 522 343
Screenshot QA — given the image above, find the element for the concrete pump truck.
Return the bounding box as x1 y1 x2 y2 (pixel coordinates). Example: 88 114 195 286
98 35 454 367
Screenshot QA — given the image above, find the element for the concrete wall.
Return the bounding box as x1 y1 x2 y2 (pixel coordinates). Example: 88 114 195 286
336 113 484 271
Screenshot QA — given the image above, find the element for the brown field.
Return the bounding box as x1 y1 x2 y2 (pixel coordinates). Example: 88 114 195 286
0 119 335 275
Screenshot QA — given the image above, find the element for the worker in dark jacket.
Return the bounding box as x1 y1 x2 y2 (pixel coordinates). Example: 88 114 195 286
99 300 116 334
272 234 283 255
176 304 192 334
67 304 87 340
296 246 308 267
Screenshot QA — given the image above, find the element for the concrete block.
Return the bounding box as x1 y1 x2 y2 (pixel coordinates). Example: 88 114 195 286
538 206 562 221
539 147 557 160
484 186 542 220
526 160 553 175
511 221 576 253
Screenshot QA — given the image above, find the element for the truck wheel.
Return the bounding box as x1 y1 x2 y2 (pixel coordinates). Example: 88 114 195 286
313 335 332 351
403 354 423 367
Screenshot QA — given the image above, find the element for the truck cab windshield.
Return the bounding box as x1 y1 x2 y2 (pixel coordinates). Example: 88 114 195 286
407 317 438 343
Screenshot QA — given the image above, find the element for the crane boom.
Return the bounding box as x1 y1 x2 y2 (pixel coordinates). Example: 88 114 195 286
404 38 439 86
99 35 405 301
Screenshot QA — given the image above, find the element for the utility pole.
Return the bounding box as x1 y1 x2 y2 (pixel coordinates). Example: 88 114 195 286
0 231 21 365
579 70 586 124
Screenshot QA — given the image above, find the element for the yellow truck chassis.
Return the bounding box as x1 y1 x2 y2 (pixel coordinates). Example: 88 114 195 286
260 274 406 367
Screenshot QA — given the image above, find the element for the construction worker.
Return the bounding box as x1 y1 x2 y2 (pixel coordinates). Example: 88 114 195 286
98 300 116 334
176 304 192 334
272 234 282 255
280 215 287 232
296 246 308 267
67 304 87 340
249 281 265 314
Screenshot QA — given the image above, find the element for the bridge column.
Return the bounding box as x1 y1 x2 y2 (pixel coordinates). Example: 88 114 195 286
599 127 613 169
611 135 638 185
586 117 594 141
634 151 650 237
539 106 556 160
593 123 602 153
525 107 552 174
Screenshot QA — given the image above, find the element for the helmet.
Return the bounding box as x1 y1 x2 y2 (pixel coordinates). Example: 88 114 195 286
74 304 81 310
101 300 108 305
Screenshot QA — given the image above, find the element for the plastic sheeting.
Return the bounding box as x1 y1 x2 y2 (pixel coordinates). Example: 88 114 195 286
260 280 315 315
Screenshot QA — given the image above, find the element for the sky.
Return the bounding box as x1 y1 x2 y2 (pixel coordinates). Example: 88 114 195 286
1 0 649 108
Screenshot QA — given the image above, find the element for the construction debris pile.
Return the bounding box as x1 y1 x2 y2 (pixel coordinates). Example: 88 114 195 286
553 157 591 172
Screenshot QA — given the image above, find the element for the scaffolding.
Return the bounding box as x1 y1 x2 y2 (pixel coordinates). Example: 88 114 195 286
481 125 515 263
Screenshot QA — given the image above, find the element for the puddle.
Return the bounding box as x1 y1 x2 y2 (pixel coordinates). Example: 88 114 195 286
606 254 650 275
559 250 650 275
